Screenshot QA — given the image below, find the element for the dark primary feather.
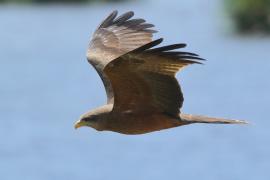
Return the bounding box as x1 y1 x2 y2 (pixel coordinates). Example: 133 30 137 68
133 38 163 53
98 10 118 29
148 43 187 52
162 51 199 56
122 19 146 27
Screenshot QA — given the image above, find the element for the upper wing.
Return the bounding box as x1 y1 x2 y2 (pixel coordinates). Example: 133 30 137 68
104 38 204 117
87 10 157 104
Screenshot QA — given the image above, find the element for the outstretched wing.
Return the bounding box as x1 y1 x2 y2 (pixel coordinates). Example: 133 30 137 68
104 38 204 117
87 10 157 104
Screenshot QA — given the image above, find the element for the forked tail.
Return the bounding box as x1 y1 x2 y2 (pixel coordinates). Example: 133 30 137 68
180 113 247 124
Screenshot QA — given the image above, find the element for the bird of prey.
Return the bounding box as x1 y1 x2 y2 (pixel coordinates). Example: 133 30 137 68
75 11 246 134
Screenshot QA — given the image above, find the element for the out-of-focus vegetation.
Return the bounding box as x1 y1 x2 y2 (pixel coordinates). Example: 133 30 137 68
226 0 270 34
0 0 129 3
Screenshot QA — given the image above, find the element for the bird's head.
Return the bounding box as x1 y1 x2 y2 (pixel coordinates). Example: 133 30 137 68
75 113 100 130
74 105 112 131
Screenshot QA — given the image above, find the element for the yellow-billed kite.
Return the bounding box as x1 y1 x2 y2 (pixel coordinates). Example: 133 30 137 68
75 11 246 134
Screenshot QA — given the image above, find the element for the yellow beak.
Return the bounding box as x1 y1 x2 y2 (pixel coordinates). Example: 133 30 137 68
74 120 87 129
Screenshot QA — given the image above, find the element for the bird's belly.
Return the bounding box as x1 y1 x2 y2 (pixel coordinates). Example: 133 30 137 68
105 113 184 135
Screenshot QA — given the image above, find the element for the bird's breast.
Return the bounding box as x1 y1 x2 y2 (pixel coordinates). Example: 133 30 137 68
104 112 184 134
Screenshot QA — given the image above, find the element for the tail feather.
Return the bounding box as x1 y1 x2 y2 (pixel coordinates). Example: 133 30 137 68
180 113 247 124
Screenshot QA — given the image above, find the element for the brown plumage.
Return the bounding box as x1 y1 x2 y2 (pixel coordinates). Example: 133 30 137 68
75 10 246 135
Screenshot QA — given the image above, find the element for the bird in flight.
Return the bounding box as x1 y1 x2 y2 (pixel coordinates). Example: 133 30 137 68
75 11 246 134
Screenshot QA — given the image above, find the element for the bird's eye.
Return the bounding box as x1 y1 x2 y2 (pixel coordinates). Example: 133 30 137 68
90 115 98 121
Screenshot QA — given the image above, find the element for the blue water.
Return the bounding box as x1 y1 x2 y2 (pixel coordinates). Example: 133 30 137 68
1 1 270 180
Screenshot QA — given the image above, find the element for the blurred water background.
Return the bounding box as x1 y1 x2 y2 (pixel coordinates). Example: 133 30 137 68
1 0 270 180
